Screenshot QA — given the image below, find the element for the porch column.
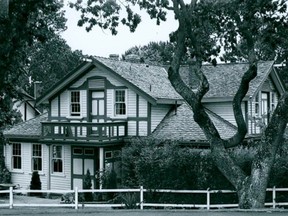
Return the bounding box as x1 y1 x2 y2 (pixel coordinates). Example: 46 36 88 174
99 147 104 189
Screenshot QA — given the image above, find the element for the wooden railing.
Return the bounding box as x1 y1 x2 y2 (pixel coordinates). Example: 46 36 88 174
1 186 288 210
41 121 127 143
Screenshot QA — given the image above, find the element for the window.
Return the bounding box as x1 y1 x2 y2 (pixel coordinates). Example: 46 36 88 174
271 92 276 112
12 143 21 170
70 91 80 116
52 145 63 173
32 144 42 171
115 90 126 115
255 92 259 115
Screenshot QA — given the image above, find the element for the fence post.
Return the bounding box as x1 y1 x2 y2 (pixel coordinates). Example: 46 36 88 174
206 188 210 210
9 186 13 209
75 187 78 210
140 186 144 210
272 186 276 209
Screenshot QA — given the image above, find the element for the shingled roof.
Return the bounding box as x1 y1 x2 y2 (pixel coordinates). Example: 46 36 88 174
93 57 182 101
151 103 237 142
3 113 48 140
180 61 278 100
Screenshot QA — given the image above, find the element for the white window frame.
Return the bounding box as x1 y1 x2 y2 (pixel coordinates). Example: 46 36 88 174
32 144 42 172
114 89 127 117
70 90 81 117
12 143 22 170
52 145 63 174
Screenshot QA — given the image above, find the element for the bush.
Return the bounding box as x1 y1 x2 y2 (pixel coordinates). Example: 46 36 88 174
121 138 258 204
0 155 11 184
83 169 94 202
30 171 41 197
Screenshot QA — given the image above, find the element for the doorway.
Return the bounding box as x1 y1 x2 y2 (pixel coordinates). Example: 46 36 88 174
72 147 99 189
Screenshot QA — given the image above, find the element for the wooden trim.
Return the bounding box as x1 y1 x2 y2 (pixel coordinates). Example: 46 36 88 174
136 94 139 136
24 102 27 121
36 62 94 105
147 102 151 135
58 96 60 117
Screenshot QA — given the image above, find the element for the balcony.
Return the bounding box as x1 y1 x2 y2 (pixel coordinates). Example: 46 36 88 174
41 121 127 145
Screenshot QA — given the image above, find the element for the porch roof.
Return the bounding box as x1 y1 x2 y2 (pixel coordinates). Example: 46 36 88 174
3 113 47 139
151 103 238 142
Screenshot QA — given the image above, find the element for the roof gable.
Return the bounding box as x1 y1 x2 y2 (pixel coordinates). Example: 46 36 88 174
180 61 284 102
151 103 237 142
36 57 182 106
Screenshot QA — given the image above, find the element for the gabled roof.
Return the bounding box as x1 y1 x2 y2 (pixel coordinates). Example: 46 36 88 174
93 57 182 103
36 59 284 106
3 113 48 140
36 57 182 106
180 61 285 101
151 103 237 142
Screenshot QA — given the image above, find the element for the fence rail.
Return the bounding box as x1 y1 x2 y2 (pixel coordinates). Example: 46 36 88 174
0 186 288 210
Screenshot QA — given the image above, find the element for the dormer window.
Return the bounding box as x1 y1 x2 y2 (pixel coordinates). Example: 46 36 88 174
115 90 126 116
70 91 80 116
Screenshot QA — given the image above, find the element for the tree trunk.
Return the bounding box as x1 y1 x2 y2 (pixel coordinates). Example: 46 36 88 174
238 165 270 208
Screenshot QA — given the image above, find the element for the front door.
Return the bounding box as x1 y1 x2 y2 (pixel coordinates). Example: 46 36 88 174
72 147 99 189
90 91 106 136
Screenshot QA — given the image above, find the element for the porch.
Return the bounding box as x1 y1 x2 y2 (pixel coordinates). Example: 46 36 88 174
41 121 127 144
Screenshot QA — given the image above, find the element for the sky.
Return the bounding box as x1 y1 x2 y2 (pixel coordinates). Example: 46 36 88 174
61 2 179 58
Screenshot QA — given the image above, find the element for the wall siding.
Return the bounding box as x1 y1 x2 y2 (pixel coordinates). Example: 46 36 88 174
50 145 71 190
106 89 113 117
204 102 246 127
5 143 49 190
51 97 58 117
127 89 137 117
60 91 69 117
138 96 148 117
151 105 171 132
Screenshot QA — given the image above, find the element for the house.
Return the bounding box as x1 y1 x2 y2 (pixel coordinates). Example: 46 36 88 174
3 57 285 191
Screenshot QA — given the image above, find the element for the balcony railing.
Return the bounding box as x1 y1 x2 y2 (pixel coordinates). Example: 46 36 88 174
41 121 127 143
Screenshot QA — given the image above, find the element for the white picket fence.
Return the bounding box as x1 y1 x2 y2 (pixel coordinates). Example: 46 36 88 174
0 186 288 210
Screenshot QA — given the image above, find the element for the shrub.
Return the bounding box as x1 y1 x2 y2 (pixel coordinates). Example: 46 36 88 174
30 171 41 197
0 155 11 184
83 169 94 202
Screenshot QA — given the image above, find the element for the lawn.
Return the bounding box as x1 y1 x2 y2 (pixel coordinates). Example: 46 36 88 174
1 208 288 216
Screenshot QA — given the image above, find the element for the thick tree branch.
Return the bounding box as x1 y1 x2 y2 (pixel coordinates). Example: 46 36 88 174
224 56 257 148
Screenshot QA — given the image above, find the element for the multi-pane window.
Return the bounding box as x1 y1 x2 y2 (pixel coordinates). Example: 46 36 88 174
71 91 80 116
115 90 126 115
52 145 63 173
32 144 42 171
12 143 21 169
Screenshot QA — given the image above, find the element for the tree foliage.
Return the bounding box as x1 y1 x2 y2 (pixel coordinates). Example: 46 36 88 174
0 0 67 97
123 41 178 65
23 35 85 96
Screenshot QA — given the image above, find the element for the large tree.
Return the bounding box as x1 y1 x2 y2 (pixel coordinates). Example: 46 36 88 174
0 1 68 150
0 0 66 98
71 0 288 209
23 35 85 96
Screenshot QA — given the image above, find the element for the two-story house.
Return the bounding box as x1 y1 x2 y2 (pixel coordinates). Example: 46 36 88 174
3 58 285 191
